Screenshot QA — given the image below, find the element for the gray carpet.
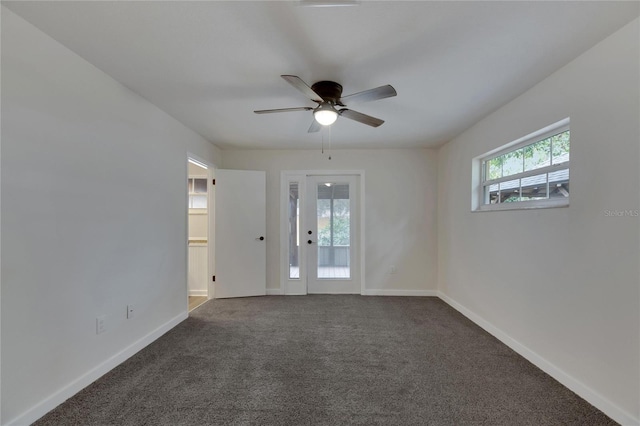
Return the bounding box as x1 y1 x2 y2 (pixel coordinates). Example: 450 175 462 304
36 296 615 425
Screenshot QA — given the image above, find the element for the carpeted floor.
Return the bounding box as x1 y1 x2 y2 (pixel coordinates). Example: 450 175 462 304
36 296 616 425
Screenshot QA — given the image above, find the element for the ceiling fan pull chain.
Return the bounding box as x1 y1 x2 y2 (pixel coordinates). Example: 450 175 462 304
328 125 332 160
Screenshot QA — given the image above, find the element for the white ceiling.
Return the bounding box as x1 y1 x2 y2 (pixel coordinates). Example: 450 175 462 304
5 1 639 150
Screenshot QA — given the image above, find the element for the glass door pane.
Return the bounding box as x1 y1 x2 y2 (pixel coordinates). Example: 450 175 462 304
305 174 359 294
316 182 350 279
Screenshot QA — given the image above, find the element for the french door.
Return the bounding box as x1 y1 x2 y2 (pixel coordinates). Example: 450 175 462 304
304 175 360 294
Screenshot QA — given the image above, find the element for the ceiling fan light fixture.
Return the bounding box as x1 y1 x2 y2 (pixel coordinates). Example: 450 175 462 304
314 104 338 126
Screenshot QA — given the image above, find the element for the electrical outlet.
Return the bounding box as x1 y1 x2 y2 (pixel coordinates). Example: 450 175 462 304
96 315 107 334
127 305 135 319
389 265 397 274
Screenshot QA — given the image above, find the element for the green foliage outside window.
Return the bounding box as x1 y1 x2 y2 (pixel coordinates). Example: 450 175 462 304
486 130 569 181
318 217 350 246
317 198 350 247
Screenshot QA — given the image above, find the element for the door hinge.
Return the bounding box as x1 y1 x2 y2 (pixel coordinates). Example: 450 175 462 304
212 179 215 185
212 275 216 282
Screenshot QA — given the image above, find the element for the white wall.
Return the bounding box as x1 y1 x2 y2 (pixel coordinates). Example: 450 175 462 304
0 8 221 425
222 148 438 294
437 18 639 424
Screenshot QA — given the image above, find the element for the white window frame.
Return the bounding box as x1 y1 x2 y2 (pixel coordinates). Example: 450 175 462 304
474 118 570 212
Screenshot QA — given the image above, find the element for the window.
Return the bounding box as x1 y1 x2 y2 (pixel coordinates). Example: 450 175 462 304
188 177 208 208
316 183 351 278
478 119 569 211
288 182 300 279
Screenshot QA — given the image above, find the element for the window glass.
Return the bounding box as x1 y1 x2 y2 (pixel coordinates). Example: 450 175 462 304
552 131 570 165
521 173 548 201
288 182 300 279
487 157 502 180
191 195 207 208
479 122 569 210
549 169 570 198
524 138 551 172
501 150 523 177
194 178 207 193
188 177 208 209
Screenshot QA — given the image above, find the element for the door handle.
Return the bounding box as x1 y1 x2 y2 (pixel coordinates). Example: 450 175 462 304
256 236 265 241
307 239 314 244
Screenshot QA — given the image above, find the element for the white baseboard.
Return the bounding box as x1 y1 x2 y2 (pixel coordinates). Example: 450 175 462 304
436 291 638 426
278 289 438 297
266 288 283 295
11 292 634 425
362 289 438 297
6 312 188 426
188 289 207 297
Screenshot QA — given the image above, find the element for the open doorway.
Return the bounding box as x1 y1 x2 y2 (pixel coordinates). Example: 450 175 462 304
187 157 210 311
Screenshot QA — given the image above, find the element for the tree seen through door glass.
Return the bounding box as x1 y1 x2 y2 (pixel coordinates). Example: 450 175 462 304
316 183 350 278
316 186 350 246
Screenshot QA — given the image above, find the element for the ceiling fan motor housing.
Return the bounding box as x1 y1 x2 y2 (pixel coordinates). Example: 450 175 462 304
311 81 344 105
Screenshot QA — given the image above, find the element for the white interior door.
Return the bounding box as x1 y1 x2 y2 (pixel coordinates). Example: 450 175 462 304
215 169 266 298
305 175 360 294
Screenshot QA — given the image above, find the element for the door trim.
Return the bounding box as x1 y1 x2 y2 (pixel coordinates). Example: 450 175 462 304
207 165 216 300
280 170 366 295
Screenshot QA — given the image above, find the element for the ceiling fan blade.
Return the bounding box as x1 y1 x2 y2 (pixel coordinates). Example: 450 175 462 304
308 119 321 133
339 109 385 127
340 85 397 105
254 107 313 114
281 75 324 103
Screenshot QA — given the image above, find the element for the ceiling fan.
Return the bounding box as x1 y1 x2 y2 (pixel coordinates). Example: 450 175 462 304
254 75 397 133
